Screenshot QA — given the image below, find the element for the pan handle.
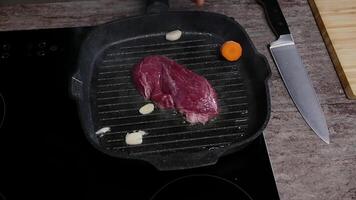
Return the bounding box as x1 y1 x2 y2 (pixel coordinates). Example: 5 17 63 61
140 150 223 171
146 0 169 14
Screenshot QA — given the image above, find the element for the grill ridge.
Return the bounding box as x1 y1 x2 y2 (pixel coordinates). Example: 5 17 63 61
91 34 249 156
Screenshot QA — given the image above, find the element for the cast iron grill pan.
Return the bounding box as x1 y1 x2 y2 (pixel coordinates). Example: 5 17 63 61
72 11 270 170
95 33 248 155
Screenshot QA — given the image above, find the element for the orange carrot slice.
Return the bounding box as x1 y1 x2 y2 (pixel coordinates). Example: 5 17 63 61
221 41 242 61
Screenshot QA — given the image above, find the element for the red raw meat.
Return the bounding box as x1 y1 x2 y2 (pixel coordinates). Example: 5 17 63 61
132 55 219 124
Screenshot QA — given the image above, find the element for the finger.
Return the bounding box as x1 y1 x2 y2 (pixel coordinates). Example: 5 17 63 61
193 0 205 6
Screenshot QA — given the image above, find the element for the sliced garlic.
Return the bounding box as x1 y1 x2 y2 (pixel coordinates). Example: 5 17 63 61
139 103 155 115
165 30 182 41
96 127 111 135
125 130 147 145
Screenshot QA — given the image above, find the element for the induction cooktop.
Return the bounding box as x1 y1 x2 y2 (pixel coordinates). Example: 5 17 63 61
0 27 279 200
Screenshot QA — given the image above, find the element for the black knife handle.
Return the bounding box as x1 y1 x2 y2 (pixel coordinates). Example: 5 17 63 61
256 0 290 37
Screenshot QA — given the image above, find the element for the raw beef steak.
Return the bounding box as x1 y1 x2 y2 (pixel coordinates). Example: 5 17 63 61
132 55 219 124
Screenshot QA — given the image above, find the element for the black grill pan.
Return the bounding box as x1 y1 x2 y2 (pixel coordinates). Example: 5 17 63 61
71 0 271 170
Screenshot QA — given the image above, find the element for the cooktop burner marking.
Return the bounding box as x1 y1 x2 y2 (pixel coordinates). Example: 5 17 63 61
0 191 5 200
0 93 5 129
151 175 253 200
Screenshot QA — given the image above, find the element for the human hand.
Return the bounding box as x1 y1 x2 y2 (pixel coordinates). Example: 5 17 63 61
192 0 205 6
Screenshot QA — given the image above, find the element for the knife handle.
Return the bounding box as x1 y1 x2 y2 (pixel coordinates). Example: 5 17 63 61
255 0 290 37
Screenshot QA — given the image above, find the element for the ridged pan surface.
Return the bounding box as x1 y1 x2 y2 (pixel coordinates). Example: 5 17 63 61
74 12 271 170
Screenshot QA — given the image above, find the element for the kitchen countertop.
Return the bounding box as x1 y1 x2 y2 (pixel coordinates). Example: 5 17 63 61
0 0 355 199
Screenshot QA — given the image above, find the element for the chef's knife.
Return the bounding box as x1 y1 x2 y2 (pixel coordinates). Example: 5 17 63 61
256 0 330 144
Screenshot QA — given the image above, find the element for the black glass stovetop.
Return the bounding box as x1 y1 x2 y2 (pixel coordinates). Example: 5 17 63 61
0 28 279 200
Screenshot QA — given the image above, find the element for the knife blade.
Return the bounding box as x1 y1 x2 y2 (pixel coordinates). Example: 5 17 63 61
256 0 330 144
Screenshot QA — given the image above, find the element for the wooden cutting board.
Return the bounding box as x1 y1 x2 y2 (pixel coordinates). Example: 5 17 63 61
309 0 356 99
